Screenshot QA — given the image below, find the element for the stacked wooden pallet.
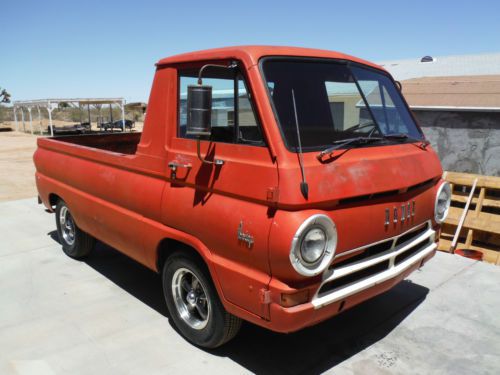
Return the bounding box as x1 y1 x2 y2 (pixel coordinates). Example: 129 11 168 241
438 171 500 265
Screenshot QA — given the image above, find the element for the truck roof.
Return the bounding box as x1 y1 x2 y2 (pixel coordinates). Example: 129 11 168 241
156 45 384 72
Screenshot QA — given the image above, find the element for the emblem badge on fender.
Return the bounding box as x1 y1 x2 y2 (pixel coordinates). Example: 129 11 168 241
238 221 254 248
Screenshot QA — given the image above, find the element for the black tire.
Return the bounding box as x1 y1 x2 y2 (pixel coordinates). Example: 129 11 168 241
55 200 95 259
162 253 242 348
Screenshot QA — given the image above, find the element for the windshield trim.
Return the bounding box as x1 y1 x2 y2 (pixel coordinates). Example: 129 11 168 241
258 56 425 153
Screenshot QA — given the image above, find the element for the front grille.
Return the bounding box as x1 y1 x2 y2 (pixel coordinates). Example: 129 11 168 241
332 240 393 268
311 221 436 309
407 178 435 193
333 222 429 269
319 260 390 296
394 224 429 247
337 178 436 207
338 189 400 206
395 238 432 265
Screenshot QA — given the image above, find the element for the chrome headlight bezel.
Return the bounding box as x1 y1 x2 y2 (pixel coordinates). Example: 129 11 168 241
435 181 451 224
289 214 337 276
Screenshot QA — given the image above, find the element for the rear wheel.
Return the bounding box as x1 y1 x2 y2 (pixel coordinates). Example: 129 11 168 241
55 200 95 259
162 253 242 348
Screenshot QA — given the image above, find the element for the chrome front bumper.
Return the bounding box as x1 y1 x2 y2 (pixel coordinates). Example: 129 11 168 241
312 221 436 309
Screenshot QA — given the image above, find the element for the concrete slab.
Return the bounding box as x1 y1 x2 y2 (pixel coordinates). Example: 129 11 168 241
1 198 499 375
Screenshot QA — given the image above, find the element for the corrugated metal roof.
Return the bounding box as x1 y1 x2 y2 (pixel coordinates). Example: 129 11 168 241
379 52 500 81
401 75 500 110
14 98 125 107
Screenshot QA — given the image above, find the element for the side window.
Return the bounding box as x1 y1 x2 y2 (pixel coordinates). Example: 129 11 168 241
178 67 264 145
237 75 262 144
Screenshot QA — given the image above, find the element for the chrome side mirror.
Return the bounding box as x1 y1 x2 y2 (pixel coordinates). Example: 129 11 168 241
186 84 212 138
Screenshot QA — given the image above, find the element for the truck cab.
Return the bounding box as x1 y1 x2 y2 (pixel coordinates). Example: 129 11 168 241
34 46 450 348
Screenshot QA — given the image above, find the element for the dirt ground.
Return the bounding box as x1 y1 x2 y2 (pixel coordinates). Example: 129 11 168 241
0 131 37 202
0 122 144 202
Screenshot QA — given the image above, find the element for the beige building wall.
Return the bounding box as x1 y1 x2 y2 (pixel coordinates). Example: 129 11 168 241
328 94 362 130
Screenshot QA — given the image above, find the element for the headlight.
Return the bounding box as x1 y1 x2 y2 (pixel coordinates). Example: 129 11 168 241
290 214 337 276
301 227 327 263
435 181 451 223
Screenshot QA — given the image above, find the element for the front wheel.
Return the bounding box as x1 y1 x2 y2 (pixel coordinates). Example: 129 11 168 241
162 253 242 348
55 200 95 259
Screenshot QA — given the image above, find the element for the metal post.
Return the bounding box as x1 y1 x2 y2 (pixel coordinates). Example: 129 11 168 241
121 100 125 132
95 104 102 130
48 103 54 137
37 106 42 135
28 107 33 135
109 104 113 131
21 107 25 133
87 103 91 128
13 106 18 131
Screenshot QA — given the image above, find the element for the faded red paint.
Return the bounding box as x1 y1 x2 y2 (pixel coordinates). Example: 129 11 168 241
34 46 441 332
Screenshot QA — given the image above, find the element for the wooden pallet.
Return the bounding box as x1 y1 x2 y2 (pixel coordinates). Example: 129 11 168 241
438 171 500 265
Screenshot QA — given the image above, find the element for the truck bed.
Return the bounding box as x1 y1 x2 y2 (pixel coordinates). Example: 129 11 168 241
50 132 141 155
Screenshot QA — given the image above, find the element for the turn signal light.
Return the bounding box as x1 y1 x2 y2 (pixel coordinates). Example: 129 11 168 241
280 290 309 307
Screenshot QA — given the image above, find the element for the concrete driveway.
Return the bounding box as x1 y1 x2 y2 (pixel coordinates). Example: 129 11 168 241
1 198 499 375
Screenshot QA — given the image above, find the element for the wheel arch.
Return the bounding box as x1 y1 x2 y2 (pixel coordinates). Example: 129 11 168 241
155 236 228 305
47 193 86 231
156 238 211 274
48 193 62 209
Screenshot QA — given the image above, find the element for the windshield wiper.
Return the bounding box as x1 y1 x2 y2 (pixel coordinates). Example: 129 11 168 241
317 136 384 160
383 133 430 149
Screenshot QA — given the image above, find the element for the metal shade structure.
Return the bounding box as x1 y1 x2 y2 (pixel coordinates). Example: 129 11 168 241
13 97 126 136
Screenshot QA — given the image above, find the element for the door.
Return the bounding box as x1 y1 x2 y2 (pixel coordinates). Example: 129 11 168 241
162 62 279 318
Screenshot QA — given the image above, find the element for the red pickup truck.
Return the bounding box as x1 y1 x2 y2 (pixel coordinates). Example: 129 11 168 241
34 46 451 348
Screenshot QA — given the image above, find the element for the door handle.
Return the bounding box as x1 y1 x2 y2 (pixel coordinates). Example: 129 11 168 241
168 161 192 180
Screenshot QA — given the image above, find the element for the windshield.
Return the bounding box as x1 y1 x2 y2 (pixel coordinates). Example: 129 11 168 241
261 59 423 151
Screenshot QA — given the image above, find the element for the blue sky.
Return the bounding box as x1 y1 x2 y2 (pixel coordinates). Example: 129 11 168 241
2 0 500 103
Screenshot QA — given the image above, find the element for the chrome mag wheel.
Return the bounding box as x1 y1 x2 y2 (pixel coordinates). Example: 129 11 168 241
171 268 211 330
59 206 76 246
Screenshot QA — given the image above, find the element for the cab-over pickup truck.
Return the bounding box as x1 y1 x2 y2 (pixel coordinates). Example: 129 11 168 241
34 46 451 348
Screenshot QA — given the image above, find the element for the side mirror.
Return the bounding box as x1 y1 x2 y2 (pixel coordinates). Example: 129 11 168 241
186 84 212 137
395 81 402 91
